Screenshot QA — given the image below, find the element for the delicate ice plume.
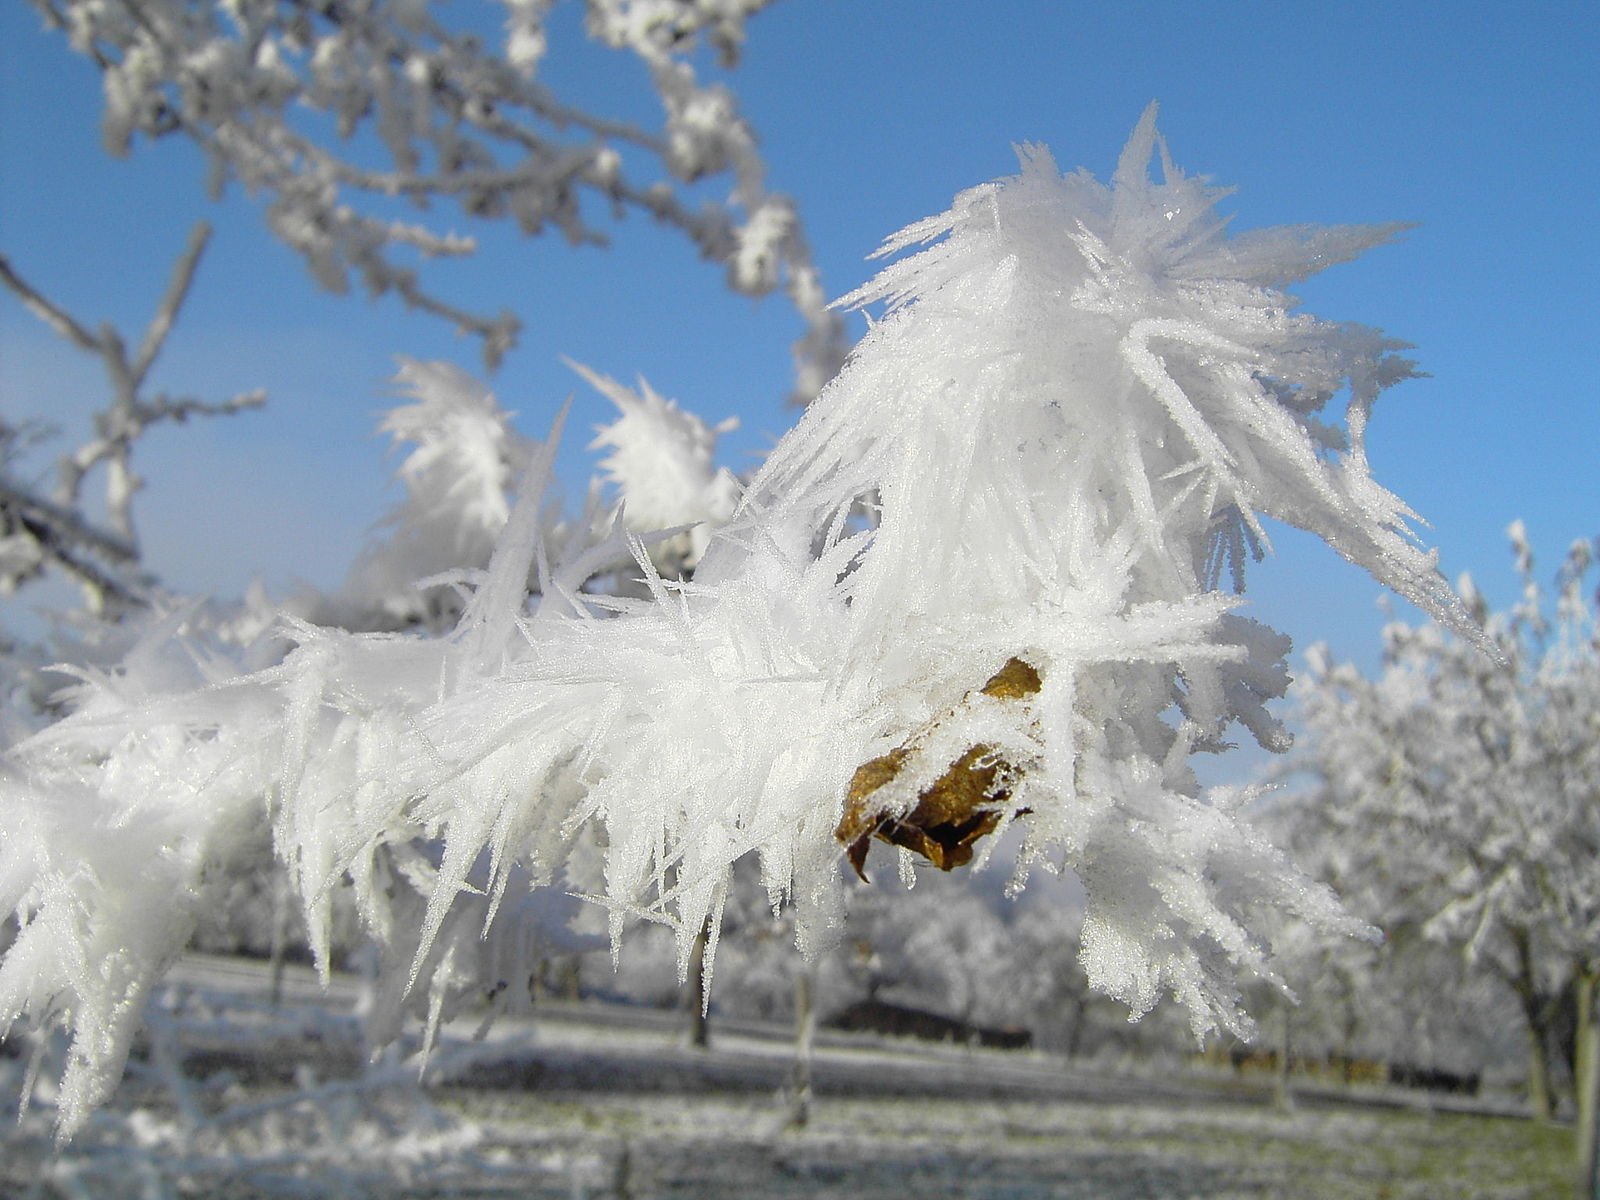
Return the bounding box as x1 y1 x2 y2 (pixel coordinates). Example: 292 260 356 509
1 106 1468 1133
326 359 532 628
577 361 742 574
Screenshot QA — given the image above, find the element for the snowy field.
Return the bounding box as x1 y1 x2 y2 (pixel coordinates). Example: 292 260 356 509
1 955 1567 1199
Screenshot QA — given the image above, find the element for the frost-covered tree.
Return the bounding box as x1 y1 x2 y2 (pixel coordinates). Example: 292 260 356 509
1 104 1481 1138
1289 525 1600 1127
1250 794 1526 1087
21 0 846 397
842 873 1016 1029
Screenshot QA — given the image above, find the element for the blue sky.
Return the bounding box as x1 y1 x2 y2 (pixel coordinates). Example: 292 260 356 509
2 2 1596 730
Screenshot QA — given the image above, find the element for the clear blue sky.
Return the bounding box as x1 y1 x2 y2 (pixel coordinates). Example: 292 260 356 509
2 2 1596 723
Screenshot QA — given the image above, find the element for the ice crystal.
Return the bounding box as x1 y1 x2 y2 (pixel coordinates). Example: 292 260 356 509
0 107 1470 1133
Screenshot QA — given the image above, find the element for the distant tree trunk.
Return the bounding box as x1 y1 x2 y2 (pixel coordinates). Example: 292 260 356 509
1575 966 1599 1200
683 915 712 1049
1273 1003 1295 1114
1512 929 1556 1120
1060 989 1089 1059
1523 1007 1557 1121
559 955 583 1001
788 965 817 1128
610 1135 635 1200
268 870 292 1008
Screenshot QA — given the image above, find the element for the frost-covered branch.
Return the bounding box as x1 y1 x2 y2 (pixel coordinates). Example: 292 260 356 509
130 215 210 382
2 109 1478 1136
0 254 101 355
26 0 848 395
0 476 144 603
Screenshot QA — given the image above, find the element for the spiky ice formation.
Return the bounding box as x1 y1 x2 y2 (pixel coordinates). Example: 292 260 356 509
413 103 1457 1028
1 106 1468 1134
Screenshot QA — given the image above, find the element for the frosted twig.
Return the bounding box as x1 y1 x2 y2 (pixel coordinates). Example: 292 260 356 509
130 220 209 385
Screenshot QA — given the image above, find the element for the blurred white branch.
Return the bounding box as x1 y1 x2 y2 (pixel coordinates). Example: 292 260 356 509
27 0 849 396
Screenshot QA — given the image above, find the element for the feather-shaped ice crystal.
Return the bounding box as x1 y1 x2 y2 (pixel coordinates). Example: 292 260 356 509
1 106 1469 1134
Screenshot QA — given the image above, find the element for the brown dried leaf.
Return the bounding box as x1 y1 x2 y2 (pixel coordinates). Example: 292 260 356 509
979 656 1041 701
836 657 1041 880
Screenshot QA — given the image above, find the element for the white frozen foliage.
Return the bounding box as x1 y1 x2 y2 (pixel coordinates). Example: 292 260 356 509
1 107 1471 1134
577 362 741 574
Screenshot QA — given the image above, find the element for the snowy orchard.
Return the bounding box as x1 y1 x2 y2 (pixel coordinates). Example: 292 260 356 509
0 101 1481 1137
1287 526 1600 1120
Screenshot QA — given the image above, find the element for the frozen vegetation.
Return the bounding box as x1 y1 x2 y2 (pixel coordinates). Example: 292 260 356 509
0 104 1490 1140
0 954 1569 1199
1284 527 1600 1137
6 1 1593 1192
0 80 1497 1152
23 0 846 391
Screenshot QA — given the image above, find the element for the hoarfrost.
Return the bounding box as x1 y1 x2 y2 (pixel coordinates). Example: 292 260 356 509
1 106 1470 1133
577 361 742 574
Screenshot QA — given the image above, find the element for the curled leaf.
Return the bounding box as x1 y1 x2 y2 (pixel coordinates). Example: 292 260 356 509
836 657 1041 879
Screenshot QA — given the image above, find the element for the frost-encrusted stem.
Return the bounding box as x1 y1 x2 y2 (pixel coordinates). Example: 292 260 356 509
0 253 102 354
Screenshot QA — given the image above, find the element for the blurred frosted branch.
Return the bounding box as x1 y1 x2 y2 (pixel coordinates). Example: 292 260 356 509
26 0 849 396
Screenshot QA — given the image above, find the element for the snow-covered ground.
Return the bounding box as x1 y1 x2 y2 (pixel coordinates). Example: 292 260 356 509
0 954 1566 1199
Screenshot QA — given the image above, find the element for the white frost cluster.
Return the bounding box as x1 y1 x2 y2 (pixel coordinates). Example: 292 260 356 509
329 359 532 628
578 362 741 574
1 107 1469 1134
